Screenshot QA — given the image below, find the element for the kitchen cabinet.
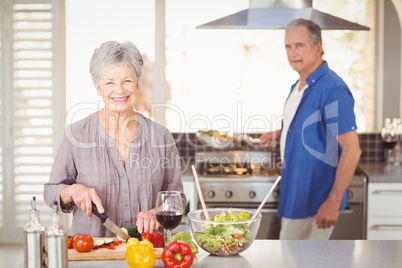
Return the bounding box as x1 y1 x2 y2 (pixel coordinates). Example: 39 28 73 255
182 180 196 212
173 179 196 234
367 183 402 239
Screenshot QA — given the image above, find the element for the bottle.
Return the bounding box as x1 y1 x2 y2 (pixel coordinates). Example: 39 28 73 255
24 196 46 268
45 201 68 268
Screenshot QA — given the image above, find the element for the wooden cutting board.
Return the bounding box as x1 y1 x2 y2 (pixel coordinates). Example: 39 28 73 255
68 238 163 261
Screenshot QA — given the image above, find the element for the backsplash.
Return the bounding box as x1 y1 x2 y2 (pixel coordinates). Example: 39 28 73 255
172 133 384 163
358 133 384 162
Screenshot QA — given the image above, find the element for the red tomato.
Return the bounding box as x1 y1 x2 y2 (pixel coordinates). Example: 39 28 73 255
73 234 94 252
67 236 74 249
233 234 243 240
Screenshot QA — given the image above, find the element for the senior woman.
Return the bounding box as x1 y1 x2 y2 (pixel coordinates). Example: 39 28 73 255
44 40 186 237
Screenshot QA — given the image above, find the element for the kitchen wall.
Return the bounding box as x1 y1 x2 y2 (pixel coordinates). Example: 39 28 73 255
171 0 402 162
381 0 402 125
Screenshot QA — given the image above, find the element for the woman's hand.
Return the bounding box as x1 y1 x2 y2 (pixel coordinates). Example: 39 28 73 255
136 209 160 234
259 129 281 147
60 184 104 218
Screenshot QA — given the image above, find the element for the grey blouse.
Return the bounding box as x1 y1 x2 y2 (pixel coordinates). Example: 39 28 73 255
44 112 186 237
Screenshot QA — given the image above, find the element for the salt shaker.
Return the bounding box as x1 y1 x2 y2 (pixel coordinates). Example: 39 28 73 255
24 196 46 268
45 201 68 268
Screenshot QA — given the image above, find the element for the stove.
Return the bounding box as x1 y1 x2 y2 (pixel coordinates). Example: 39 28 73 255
194 150 367 240
195 151 282 239
196 150 281 174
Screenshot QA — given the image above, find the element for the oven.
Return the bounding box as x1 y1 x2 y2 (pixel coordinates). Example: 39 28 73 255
195 151 367 240
330 167 367 239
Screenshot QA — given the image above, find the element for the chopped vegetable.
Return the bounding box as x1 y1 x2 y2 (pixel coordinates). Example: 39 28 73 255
93 239 105 247
92 239 122 250
141 232 164 248
194 208 251 256
162 241 193 268
212 209 248 221
118 226 142 242
103 238 114 244
170 231 198 255
106 243 116 250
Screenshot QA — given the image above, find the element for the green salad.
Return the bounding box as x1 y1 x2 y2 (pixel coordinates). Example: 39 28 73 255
194 208 252 256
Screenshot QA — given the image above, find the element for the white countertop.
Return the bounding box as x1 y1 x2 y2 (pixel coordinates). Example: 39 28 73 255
4 240 402 268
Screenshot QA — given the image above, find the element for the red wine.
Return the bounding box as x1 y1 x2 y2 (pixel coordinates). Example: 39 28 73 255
383 141 398 150
156 211 182 230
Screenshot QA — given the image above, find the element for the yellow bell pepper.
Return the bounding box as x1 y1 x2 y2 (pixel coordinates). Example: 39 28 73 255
127 238 139 247
125 238 156 268
139 240 154 249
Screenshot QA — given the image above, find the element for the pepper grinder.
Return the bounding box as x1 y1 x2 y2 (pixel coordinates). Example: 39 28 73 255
45 201 68 268
24 196 46 268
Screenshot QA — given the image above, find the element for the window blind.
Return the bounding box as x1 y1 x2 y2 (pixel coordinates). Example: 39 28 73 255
0 3 3 229
0 0 64 242
13 3 55 230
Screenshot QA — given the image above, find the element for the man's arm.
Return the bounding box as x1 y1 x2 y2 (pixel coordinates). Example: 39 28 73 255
316 130 362 229
259 129 281 147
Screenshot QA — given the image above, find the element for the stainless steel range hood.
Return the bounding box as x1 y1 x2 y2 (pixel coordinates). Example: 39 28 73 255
197 0 369 30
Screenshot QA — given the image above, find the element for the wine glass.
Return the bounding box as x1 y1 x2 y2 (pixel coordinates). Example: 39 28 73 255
155 191 184 246
381 118 398 165
396 119 402 165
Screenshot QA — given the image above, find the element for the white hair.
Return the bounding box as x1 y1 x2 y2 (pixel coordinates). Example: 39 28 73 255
89 41 144 90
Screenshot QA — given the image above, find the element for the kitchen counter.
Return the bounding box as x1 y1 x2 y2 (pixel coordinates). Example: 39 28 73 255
359 162 402 183
4 240 401 268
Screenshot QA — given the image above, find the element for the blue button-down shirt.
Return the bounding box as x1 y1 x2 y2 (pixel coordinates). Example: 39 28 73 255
278 61 357 219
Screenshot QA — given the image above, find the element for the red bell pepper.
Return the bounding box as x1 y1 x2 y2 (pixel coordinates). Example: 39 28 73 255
141 232 165 248
162 241 193 268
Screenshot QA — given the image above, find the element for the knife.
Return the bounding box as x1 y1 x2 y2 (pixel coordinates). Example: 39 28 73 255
91 202 130 241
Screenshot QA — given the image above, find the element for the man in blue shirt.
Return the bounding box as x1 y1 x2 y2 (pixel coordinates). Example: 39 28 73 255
260 19 361 239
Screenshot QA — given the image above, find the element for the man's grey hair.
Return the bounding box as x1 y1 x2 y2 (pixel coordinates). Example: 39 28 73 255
90 41 144 91
286 19 324 55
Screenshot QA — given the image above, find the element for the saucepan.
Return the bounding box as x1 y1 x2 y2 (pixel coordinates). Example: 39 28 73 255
196 130 260 149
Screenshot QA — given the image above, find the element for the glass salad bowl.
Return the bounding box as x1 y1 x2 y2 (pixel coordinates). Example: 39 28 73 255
187 208 261 256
